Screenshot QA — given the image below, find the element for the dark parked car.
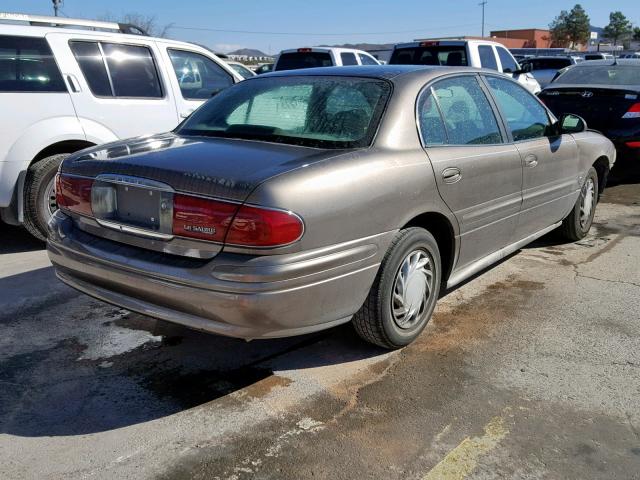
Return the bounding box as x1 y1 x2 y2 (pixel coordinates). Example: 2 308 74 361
519 56 578 88
539 60 640 161
48 66 615 349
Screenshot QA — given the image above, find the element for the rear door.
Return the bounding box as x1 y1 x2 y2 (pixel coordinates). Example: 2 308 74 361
46 33 180 139
418 74 523 269
484 75 579 239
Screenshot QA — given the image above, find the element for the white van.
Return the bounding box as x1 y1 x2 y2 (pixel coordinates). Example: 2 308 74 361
0 12 243 239
274 47 379 71
389 39 541 94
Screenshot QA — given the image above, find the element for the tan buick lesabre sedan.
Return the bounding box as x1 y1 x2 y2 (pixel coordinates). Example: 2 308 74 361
47 66 616 348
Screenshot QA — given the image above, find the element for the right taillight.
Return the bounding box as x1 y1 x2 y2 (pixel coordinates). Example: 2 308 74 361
55 173 93 216
172 194 303 247
622 103 640 119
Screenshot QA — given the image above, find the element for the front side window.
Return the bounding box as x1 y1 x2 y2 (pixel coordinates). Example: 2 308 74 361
340 52 358 66
485 76 551 141
358 53 379 65
168 49 234 99
178 76 391 149
496 47 518 73
478 46 498 71
431 76 502 145
0 35 66 92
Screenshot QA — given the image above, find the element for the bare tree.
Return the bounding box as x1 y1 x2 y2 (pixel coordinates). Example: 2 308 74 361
98 12 173 37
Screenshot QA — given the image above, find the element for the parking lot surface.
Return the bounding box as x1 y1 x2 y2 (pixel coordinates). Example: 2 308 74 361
1 165 639 480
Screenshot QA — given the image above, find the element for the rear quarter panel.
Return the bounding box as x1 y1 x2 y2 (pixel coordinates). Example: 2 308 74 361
572 130 617 172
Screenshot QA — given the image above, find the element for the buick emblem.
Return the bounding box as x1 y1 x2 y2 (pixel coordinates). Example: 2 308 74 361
581 91 593 98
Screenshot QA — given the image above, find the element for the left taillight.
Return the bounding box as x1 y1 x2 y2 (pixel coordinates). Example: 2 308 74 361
55 173 94 216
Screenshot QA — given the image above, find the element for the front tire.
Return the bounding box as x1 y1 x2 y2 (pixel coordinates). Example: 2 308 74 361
23 153 69 241
560 166 598 241
353 227 441 349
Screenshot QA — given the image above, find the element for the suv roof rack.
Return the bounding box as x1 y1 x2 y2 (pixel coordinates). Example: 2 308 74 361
0 12 148 35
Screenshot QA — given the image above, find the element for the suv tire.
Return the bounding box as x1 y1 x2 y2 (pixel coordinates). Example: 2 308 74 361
23 153 69 241
353 227 441 349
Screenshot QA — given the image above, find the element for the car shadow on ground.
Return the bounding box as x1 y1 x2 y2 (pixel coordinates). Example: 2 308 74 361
0 271 386 438
0 223 44 254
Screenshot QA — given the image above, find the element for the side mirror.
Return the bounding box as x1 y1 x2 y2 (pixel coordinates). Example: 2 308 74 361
560 114 587 134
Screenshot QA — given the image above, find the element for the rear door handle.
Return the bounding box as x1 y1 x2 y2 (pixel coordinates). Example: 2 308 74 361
442 167 462 184
524 154 538 168
65 74 80 93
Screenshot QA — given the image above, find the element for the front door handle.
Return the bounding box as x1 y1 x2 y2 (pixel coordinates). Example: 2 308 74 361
442 167 462 184
524 154 538 168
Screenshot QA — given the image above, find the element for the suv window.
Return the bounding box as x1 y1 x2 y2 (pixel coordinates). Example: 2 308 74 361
0 35 66 92
389 46 468 66
478 45 498 71
70 41 162 98
340 52 358 66
275 51 333 71
358 53 378 65
496 47 518 72
431 76 502 145
530 58 572 70
167 49 234 99
485 76 551 141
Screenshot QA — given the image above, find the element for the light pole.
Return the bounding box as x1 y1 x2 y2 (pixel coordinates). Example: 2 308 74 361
479 1 487 38
52 0 63 17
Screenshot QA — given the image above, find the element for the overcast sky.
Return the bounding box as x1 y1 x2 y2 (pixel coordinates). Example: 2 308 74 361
4 0 639 54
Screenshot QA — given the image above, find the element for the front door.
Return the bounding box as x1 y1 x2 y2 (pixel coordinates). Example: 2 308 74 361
483 75 580 239
418 75 523 270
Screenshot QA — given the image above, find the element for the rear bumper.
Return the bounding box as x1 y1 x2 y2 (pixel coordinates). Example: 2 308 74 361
47 211 393 339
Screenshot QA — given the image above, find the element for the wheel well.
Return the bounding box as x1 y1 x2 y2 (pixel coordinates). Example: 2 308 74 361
403 212 456 283
592 156 610 194
31 140 95 165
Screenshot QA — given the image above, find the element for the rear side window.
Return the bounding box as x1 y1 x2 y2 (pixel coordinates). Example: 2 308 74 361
432 76 502 145
275 52 332 71
167 49 234 99
69 41 162 98
496 47 518 73
0 35 66 92
358 53 378 65
340 52 358 66
417 89 447 145
478 46 498 71
485 76 550 141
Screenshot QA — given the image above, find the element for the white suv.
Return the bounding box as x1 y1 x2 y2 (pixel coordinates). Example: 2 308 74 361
0 13 243 240
389 39 541 94
274 47 380 71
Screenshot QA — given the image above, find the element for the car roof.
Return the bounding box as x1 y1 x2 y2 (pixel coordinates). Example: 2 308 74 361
523 56 573 60
279 47 372 55
394 39 504 49
571 59 640 66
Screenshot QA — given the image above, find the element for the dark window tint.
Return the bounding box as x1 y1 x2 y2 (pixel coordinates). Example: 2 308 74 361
497 47 518 72
432 76 502 145
389 46 468 66
340 52 357 66
168 49 234 99
102 43 162 98
0 35 66 92
555 65 639 86
69 41 111 96
478 46 498 70
418 89 447 145
486 76 550 141
529 58 572 70
274 52 333 71
358 53 378 65
179 76 391 149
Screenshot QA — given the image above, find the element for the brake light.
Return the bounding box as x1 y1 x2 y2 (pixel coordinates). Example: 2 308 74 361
172 194 304 247
622 103 640 119
625 141 640 149
55 173 93 216
297 48 312 53
420 41 439 47
226 204 304 247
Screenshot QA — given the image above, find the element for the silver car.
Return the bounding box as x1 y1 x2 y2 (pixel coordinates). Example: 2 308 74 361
48 66 616 349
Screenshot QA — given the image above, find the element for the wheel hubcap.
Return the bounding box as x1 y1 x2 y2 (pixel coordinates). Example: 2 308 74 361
579 178 595 229
43 177 58 217
391 250 434 329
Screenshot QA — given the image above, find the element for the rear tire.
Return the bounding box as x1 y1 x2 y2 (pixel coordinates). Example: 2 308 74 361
353 227 441 349
560 167 598 241
23 153 68 241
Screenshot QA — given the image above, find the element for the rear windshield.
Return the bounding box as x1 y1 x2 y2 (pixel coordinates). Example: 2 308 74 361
555 65 640 86
389 46 468 66
178 76 391 149
275 52 333 71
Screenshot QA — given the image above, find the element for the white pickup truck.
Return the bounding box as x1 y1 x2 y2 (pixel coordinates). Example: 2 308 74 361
389 39 541 95
0 12 243 240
